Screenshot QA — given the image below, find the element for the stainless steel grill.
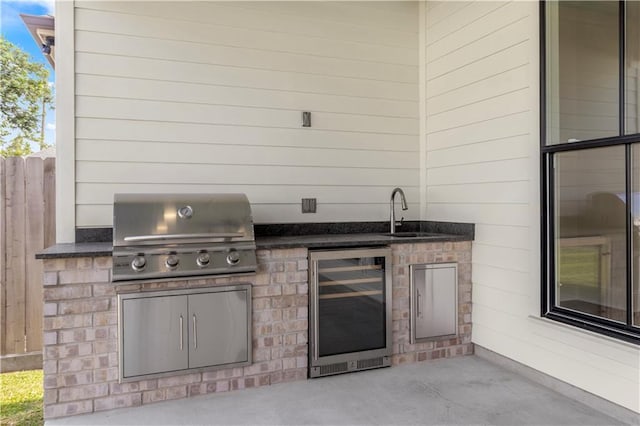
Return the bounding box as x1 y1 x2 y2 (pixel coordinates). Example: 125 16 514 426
112 193 257 282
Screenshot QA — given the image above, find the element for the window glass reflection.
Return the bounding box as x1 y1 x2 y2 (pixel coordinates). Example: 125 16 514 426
631 145 640 327
546 1 619 144
626 2 640 135
555 146 627 322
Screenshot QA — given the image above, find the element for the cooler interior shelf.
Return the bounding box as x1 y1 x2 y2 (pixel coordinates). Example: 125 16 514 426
319 265 382 273
319 277 381 286
318 290 383 300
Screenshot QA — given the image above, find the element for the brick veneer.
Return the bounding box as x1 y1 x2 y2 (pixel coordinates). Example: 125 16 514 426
42 248 309 418
390 242 473 365
41 243 471 419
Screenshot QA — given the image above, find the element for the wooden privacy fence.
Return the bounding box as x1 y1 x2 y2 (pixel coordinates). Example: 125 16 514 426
0 156 55 359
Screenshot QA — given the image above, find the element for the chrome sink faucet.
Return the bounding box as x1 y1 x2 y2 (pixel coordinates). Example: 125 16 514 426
390 187 408 234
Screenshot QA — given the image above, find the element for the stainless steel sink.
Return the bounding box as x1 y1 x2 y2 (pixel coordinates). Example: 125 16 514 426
380 232 440 238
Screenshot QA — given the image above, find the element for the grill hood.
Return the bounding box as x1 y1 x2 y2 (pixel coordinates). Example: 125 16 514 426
113 193 255 248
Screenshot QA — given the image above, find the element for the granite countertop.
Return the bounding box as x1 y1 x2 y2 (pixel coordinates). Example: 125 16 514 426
36 221 474 259
256 232 469 249
37 242 113 259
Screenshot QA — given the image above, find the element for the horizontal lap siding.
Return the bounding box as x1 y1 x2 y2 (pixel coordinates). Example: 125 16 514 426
73 1 419 226
426 2 535 367
425 0 639 413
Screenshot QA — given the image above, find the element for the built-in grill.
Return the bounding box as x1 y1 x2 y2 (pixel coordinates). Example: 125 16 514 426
112 193 257 282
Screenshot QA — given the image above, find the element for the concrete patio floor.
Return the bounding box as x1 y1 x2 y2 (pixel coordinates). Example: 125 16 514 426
47 355 629 425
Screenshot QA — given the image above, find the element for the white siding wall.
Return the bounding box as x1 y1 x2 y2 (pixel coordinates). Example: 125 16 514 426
73 1 420 226
424 1 640 413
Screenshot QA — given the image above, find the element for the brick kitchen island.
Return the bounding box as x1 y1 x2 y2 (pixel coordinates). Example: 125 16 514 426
38 223 473 419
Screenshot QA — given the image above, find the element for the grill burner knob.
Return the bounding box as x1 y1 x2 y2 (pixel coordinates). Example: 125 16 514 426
131 256 146 272
226 251 241 265
177 205 193 220
196 252 210 267
166 255 179 270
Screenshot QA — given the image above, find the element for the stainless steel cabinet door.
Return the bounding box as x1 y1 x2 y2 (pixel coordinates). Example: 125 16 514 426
121 295 188 378
188 290 249 369
412 263 457 341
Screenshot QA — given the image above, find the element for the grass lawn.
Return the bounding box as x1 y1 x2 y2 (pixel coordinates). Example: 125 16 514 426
0 369 43 426
558 245 601 286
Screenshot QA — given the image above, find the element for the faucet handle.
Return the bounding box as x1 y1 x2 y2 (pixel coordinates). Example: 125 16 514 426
395 217 404 227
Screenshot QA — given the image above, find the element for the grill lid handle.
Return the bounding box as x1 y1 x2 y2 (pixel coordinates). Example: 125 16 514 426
124 232 244 242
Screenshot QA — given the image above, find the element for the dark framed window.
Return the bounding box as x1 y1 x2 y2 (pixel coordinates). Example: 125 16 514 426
541 1 640 343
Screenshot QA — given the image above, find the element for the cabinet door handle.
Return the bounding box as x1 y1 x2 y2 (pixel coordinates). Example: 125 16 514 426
179 315 184 351
192 314 197 350
417 289 422 318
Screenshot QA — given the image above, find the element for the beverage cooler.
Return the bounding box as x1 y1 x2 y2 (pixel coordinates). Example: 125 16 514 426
308 247 392 378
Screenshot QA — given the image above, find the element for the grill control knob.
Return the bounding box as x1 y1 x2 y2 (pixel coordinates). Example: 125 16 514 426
166 255 179 270
196 252 210 267
177 205 193 220
131 256 146 272
226 251 241 266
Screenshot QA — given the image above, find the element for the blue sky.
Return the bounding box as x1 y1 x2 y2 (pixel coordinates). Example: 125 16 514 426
1 0 56 150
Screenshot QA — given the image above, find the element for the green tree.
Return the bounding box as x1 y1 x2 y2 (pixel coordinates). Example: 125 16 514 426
0 36 53 157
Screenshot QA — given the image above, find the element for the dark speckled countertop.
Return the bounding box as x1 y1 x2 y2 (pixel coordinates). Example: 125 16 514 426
255 232 469 250
36 221 474 259
37 242 113 259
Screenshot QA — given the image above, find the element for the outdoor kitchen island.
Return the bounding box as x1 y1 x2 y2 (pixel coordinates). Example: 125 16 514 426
36 221 473 419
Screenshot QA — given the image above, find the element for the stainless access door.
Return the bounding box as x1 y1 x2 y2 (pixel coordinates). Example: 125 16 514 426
188 289 250 369
411 263 457 342
121 295 188 378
